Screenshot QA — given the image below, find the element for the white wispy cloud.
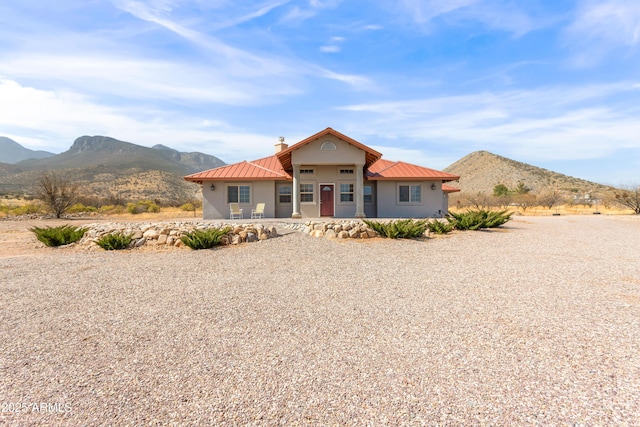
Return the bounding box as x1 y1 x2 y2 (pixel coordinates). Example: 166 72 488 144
0 77 277 160
338 83 640 163
564 0 640 65
392 0 554 36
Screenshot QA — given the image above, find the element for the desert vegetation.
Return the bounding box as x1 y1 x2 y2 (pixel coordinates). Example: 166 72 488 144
29 225 87 247
180 227 232 250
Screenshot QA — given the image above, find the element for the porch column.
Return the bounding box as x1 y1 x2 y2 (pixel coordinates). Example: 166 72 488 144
292 164 302 218
355 163 366 218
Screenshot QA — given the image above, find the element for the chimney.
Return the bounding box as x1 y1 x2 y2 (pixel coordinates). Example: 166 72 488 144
274 136 288 153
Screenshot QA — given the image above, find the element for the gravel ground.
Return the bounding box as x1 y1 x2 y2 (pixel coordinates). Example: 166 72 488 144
1 215 639 425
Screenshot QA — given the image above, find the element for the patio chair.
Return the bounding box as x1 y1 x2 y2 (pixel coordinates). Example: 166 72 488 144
230 203 243 219
251 203 265 219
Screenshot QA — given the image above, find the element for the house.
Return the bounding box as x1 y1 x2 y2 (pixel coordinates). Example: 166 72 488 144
184 128 460 219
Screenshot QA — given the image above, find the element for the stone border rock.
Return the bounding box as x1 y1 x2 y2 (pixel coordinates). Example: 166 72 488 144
281 220 382 239
78 221 278 249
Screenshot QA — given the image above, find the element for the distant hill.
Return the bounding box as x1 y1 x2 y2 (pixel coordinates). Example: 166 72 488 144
0 136 226 204
444 151 613 195
0 136 55 163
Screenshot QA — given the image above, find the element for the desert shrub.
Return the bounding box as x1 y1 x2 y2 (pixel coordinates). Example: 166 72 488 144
127 200 161 214
180 227 231 250
363 219 428 239
96 232 133 250
99 205 125 215
12 203 43 216
180 203 195 212
29 225 88 247
446 209 512 230
427 219 454 234
67 203 98 213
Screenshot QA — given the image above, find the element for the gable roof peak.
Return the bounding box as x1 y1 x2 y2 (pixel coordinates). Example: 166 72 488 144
276 127 382 170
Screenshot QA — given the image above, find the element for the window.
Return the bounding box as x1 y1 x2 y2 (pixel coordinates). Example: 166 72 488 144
340 183 354 202
363 185 373 204
300 183 314 203
279 186 292 204
320 141 337 150
399 184 421 203
228 185 250 204
339 169 354 174
300 169 314 174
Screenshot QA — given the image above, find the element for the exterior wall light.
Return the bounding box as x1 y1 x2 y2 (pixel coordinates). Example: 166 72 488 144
431 183 436 190
210 184 216 191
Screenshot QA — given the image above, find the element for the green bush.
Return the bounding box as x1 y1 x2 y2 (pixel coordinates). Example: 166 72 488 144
127 200 161 214
67 203 98 213
99 205 125 215
363 219 428 239
96 232 133 250
12 203 43 216
180 227 231 250
180 203 195 212
427 219 454 234
446 209 512 230
29 225 88 247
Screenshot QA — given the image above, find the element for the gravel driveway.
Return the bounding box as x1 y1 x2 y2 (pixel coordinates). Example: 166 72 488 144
1 215 639 425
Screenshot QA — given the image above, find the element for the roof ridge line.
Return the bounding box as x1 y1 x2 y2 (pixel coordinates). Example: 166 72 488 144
376 160 399 173
247 160 288 177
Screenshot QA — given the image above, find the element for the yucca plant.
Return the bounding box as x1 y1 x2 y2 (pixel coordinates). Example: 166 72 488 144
427 219 454 234
363 219 428 239
96 232 134 250
446 209 512 230
29 225 88 247
180 227 232 250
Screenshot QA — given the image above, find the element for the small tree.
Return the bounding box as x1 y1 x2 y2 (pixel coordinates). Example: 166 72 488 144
35 171 79 218
514 182 531 194
614 185 640 214
493 183 510 197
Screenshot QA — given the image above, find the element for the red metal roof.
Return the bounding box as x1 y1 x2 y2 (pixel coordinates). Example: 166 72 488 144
443 184 461 193
184 155 291 183
277 127 382 171
367 159 460 182
184 129 458 184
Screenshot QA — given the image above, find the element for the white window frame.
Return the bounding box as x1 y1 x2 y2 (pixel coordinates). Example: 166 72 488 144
278 185 292 204
398 183 422 205
339 182 355 204
363 185 374 204
320 141 337 151
227 184 251 204
300 182 315 204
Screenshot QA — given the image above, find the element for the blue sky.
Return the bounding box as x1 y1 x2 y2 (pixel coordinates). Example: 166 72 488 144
1 0 639 186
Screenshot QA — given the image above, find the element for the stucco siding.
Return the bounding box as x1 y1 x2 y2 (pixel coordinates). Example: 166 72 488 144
376 181 444 218
203 180 275 219
292 136 365 166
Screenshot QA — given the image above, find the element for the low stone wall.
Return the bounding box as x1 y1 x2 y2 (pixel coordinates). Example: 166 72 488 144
281 220 381 239
79 221 278 249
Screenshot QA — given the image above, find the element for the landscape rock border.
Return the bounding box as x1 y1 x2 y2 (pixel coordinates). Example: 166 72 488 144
78 221 278 250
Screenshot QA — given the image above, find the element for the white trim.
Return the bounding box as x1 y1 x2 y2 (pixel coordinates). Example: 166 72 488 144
226 183 252 205
300 181 316 204
397 183 423 205
338 181 355 205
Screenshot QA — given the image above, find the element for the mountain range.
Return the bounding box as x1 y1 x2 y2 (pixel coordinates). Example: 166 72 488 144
0 136 55 163
1 136 615 204
0 136 225 204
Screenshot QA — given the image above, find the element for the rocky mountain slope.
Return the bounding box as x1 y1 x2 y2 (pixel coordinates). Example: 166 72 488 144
444 151 613 195
0 136 225 204
0 136 55 163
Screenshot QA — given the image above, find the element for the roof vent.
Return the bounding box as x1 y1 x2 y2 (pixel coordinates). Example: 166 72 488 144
274 137 288 153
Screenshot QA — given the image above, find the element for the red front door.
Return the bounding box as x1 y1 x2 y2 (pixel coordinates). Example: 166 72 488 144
320 185 334 216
